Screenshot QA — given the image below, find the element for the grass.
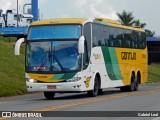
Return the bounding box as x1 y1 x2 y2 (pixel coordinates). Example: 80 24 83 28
0 36 26 97
0 36 159 97
148 63 160 83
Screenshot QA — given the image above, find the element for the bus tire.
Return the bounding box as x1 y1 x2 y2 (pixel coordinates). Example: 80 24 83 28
134 76 140 91
44 92 55 100
120 87 127 92
128 73 135 92
98 89 103 95
120 73 135 92
87 76 99 97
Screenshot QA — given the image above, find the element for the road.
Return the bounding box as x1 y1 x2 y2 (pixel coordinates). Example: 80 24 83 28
0 83 160 120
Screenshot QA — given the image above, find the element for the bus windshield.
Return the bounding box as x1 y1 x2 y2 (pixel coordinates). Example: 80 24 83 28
26 41 81 73
26 25 82 73
28 25 81 40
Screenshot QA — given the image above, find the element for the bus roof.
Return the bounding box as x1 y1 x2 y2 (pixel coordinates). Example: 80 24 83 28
31 18 88 25
31 18 144 32
94 18 144 32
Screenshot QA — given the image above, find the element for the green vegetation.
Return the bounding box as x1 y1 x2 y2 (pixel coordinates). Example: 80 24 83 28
0 37 159 97
148 64 160 83
0 36 26 97
117 10 136 26
117 10 155 36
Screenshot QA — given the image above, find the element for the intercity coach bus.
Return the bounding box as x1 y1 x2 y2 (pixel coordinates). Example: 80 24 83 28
15 18 148 99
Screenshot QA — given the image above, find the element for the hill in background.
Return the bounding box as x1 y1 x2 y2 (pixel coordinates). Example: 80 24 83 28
0 37 26 97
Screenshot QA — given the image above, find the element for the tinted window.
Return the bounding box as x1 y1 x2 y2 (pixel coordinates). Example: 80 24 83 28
83 23 91 51
91 23 146 49
124 30 132 48
92 24 100 47
92 24 109 47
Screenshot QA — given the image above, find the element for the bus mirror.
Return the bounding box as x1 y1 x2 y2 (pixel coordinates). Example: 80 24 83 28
78 36 85 54
15 38 25 55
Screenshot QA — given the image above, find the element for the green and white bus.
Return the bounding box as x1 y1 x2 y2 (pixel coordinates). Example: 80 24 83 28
15 18 148 99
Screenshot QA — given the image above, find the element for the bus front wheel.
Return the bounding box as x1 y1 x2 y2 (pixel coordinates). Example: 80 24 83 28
44 92 55 100
87 76 99 97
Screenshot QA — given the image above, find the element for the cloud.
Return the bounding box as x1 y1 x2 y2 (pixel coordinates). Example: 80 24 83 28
0 0 12 12
67 0 118 20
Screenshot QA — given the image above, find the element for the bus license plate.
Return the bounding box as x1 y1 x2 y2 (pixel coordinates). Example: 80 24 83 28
47 85 56 89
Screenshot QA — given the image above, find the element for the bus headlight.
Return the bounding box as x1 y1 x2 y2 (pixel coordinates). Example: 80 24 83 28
26 78 37 83
66 77 81 82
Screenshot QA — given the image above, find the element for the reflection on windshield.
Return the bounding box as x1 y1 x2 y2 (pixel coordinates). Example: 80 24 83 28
28 25 81 40
26 41 81 72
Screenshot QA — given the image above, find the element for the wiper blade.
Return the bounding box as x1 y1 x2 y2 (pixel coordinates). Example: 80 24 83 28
52 53 65 71
38 53 65 72
38 54 51 71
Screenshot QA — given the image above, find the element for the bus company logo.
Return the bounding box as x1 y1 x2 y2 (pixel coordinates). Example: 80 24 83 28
121 52 136 60
93 53 101 60
86 77 91 88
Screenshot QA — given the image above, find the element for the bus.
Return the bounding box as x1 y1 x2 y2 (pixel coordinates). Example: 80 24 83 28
15 18 148 99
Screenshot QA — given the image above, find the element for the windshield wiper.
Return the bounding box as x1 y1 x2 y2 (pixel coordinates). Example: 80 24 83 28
52 53 65 71
38 54 50 71
38 53 65 72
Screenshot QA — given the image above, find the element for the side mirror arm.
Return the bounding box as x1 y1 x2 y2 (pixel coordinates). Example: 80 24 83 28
15 38 25 55
78 36 85 54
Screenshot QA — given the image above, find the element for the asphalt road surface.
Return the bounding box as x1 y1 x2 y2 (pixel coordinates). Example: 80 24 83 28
0 83 160 120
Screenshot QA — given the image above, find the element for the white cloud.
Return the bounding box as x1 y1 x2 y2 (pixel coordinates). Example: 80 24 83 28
67 0 118 20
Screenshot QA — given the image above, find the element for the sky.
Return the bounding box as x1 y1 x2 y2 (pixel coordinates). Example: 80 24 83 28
0 0 160 35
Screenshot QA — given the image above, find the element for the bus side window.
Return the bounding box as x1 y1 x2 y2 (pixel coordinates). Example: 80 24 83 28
141 32 146 49
118 39 122 46
98 40 102 46
104 39 108 46
109 35 114 47
124 30 132 48
83 41 89 69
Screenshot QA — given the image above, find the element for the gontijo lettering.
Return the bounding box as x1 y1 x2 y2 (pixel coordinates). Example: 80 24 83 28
121 52 136 60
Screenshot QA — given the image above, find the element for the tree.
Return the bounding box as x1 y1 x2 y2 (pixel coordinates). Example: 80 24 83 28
117 10 156 36
145 29 155 37
117 10 136 26
134 19 146 29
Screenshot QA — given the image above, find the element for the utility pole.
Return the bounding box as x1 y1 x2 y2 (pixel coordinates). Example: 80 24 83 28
17 0 19 27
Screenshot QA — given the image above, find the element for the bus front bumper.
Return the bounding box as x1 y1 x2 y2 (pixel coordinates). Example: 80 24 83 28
26 81 85 92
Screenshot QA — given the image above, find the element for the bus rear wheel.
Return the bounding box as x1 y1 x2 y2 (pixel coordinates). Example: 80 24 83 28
120 73 135 92
134 76 140 91
87 76 99 97
128 73 135 92
44 92 55 100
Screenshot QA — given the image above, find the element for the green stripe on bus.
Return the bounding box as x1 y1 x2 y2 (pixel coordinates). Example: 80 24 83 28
101 47 123 80
101 47 117 80
61 72 77 79
108 48 123 80
52 72 77 80
52 74 64 80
